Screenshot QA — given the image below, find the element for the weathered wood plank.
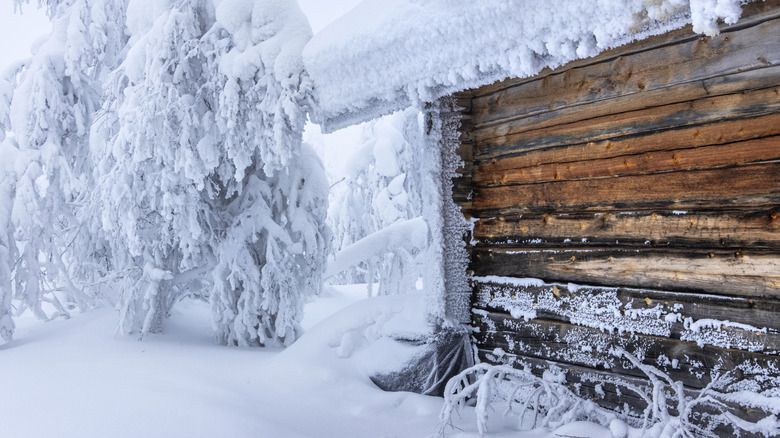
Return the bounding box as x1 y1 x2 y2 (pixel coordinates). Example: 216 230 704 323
474 113 780 175
475 136 779 187
469 247 780 298
473 84 780 160
471 113 780 184
473 209 780 249
471 280 780 341
472 162 780 215
469 0 780 99
473 311 780 389
471 17 780 129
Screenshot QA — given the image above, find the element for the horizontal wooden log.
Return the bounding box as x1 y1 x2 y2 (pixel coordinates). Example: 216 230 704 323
472 162 780 215
469 247 780 298
474 132 780 187
471 17 780 130
469 0 780 99
472 280 780 342
474 83 780 160
473 209 780 250
473 311 780 390
474 113 780 175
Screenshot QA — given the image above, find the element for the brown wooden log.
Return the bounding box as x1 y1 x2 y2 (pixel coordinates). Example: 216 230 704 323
469 247 780 298
471 280 780 338
475 132 779 190
474 113 780 177
471 17 780 130
473 209 780 250
472 311 780 389
473 84 780 160
472 162 780 215
469 0 780 99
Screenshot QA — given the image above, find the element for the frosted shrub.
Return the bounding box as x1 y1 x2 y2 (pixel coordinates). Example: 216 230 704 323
438 349 779 437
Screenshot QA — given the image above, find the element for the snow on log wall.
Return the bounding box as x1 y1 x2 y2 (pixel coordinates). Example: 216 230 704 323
304 0 749 133
455 1 780 430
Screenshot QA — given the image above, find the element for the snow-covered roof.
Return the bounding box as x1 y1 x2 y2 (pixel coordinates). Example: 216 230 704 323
303 0 745 132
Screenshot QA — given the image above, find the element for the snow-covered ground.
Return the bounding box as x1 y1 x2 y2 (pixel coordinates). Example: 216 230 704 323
0 285 560 438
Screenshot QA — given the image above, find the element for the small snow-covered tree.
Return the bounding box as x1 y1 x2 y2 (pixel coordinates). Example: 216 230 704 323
0 134 16 343
95 0 214 335
1 0 127 325
327 108 425 294
0 67 18 343
206 0 329 347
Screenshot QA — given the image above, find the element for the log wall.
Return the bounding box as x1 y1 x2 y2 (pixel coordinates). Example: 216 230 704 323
453 0 780 428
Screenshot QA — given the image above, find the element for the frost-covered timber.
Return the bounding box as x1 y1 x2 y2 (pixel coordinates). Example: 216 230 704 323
421 98 471 327
303 0 748 132
450 0 780 434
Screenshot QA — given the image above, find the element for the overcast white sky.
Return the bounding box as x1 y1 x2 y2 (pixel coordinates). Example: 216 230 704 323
0 0 362 73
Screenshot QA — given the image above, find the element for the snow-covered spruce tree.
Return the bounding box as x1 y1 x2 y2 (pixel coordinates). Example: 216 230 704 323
1 0 127 326
94 0 220 336
206 0 329 347
0 71 17 343
328 108 425 294
96 0 328 344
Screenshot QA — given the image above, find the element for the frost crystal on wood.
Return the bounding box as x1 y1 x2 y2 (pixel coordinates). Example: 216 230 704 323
422 98 471 327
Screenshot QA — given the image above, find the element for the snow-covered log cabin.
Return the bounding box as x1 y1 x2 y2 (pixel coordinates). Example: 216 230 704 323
305 0 779 431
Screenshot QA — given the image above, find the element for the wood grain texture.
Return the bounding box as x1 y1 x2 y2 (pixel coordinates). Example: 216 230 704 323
472 162 780 215
474 84 780 160
470 247 780 298
473 209 780 249
471 280 780 336
469 0 780 99
473 311 780 389
471 18 780 131
475 136 779 187
474 113 780 176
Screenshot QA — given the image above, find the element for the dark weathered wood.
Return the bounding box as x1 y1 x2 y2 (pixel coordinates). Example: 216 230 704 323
473 209 780 250
470 247 780 298
474 84 780 160
472 161 780 215
476 136 779 187
474 113 780 176
472 280 780 337
469 0 780 99
471 17 780 130
473 311 780 389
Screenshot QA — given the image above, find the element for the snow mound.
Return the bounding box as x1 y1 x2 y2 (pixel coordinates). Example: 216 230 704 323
303 0 746 132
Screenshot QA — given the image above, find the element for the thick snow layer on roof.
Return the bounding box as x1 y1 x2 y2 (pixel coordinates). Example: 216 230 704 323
303 0 745 132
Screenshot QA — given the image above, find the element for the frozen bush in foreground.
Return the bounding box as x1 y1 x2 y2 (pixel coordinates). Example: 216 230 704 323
438 349 779 437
